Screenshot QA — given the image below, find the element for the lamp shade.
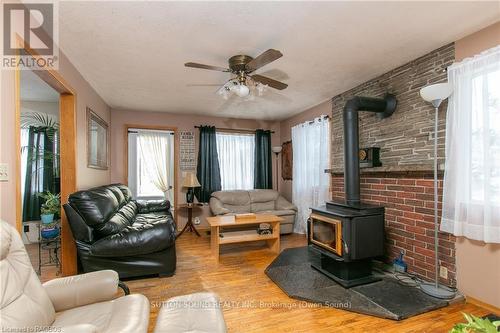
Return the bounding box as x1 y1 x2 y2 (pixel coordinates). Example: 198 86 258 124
182 172 201 188
272 146 282 154
420 83 453 107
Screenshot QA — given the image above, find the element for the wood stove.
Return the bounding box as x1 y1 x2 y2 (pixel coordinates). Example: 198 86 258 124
309 202 385 287
309 94 397 288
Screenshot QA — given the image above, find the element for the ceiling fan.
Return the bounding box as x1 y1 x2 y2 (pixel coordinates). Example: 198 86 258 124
185 49 287 99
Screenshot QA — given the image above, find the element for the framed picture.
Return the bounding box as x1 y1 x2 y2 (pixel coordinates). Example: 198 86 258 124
282 141 292 180
87 108 109 170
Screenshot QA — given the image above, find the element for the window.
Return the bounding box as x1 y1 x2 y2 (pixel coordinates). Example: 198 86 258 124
470 68 500 203
216 132 255 190
441 45 500 243
128 129 175 203
291 116 330 234
137 151 164 198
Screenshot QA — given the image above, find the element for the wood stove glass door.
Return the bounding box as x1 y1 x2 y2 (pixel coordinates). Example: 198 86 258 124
309 213 342 256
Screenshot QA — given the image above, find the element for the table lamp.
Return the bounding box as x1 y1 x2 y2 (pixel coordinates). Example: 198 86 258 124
182 172 201 204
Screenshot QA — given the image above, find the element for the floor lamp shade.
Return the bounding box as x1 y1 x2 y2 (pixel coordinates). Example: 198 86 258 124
420 83 453 108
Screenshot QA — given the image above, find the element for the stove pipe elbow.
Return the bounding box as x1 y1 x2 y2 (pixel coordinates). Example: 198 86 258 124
343 94 397 205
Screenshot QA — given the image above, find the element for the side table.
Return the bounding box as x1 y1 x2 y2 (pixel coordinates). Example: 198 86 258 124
176 203 203 238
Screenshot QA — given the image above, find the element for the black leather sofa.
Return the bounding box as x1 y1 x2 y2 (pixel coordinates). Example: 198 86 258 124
63 184 176 278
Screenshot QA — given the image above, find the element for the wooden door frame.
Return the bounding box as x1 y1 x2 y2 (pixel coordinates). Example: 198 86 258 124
124 124 180 222
15 43 78 276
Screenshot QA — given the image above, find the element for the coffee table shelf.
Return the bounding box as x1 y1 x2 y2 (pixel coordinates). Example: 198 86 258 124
206 214 283 262
219 230 276 244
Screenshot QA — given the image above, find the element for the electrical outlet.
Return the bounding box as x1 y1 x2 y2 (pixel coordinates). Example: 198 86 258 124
194 217 201 225
439 266 448 279
0 163 8 181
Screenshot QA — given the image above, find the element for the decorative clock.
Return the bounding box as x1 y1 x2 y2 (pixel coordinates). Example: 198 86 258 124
359 147 382 168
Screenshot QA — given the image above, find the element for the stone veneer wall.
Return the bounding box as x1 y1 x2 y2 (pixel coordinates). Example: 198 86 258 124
329 43 456 286
331 43 455 170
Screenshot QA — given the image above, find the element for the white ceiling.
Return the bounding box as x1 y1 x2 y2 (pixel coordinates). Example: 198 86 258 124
20 70 59 102
58 1 499 120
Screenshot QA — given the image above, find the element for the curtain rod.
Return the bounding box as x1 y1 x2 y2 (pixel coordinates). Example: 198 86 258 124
194 126 275 134
128 129 175 135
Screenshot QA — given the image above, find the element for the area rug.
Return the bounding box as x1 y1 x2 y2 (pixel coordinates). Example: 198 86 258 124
265 246 452 320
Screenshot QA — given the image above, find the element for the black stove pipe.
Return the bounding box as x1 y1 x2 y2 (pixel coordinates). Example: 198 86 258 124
343 94 397 205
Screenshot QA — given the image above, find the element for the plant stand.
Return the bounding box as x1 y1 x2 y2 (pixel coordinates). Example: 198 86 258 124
37 221 61 276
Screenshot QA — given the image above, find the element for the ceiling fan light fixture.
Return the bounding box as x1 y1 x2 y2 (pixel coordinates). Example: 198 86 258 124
218 86 231 100
234 84 250 97
185 49 287 100
256 83 267 96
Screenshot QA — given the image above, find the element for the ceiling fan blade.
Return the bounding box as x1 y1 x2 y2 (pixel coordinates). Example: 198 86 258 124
252 74 288 90
185 62 230 72
245 49 283 72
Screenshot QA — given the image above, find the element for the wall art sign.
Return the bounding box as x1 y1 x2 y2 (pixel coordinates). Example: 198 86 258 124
180 130 196 171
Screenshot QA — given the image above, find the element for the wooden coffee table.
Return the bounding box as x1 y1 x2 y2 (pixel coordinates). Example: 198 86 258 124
206 214 283 262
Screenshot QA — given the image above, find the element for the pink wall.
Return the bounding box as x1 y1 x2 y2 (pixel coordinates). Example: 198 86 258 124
0 50 110 227
278 99 332 201
454 22 500 309
110 108 280 229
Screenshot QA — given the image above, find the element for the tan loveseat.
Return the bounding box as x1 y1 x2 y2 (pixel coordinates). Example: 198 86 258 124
209 190 297 234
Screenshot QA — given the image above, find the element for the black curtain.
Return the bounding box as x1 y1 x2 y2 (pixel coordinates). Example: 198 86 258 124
254 129 272 189
195 126 221 203
23 127 56 221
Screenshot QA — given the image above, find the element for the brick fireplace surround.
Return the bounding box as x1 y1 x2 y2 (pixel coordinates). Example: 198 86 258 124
331 173 455 286
327 43 456 286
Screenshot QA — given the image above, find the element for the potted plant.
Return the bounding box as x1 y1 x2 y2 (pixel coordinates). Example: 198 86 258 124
450 313 499 333
38 192 61 224
40 221 60 239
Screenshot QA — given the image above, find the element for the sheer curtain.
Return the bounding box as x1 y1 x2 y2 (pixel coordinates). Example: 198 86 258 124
441 45 500 243
292 116 330 234
137 130 174 202
216 132 255 190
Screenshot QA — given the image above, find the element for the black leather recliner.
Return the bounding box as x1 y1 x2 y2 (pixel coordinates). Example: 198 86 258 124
63 184 176 278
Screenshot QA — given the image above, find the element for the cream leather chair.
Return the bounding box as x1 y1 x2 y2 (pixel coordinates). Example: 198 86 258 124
0 221 149 333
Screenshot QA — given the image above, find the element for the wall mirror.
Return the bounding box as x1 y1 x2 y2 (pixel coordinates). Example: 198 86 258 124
87 108 109 169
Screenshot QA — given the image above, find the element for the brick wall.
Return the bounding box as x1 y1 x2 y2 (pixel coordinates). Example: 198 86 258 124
328 43 457 286
331 173 456 286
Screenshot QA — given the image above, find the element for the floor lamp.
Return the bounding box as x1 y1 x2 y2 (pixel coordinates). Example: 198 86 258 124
272 146 282 191
419 82 456 299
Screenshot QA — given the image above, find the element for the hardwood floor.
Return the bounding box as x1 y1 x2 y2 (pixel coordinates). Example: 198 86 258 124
127 232 489 333
30 232 491 332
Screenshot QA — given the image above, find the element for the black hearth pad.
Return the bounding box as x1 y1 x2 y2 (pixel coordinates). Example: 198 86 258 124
265 246 449 320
